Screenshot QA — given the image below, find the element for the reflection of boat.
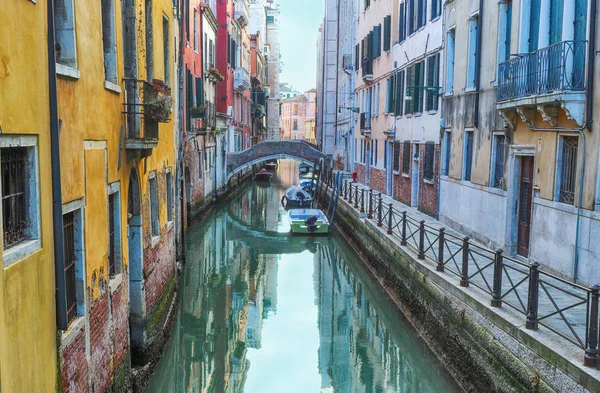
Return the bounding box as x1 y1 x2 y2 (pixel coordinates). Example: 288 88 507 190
288 209 329 235
301 171 318 180
254 168 273 182
299 162 311 173
265 159 278 170
300 180 316 193
281 186 312 208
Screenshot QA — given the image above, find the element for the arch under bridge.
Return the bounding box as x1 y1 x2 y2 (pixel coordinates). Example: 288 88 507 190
226 140 332 180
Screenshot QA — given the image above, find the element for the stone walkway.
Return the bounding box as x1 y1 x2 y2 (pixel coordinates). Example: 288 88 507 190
324 177 592 354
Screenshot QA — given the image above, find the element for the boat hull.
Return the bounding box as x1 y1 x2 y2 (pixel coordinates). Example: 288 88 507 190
287 209 330 235
290 221 329 234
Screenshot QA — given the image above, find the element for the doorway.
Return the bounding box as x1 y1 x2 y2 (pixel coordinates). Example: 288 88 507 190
127 167 145 349
517 156 534 257
411 143 419 208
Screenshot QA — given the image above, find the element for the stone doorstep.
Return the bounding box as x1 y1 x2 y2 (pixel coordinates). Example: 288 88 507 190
327 184 600 391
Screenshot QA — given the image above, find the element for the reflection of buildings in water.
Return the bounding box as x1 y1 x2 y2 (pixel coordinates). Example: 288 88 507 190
263 255 279 315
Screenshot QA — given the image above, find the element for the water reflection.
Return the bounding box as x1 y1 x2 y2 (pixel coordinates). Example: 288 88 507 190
146 161 460 393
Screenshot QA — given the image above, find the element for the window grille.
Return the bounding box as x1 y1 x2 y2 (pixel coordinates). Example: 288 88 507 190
393 142 401 171
493 135 506 188
402 142 411 174
2 148 29 249
64 211 77 324
464 131 474 181
559 136 578 204
108 194 116 277
424 143 435 180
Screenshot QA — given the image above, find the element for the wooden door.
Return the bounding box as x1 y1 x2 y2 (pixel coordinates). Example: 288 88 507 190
517 157 534 257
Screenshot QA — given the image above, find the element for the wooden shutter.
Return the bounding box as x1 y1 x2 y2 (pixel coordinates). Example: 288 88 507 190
399 2 406 42
408 0 415 34
195 77 204 106
395 70 404 115
404 65 413 114
529 0 541 52
355 44 360 70
373 25 381 58
383 15 391 51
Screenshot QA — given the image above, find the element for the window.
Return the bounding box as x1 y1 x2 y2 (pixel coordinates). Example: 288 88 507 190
557 136 578 204
364 0 370 10
293 120 298 130
107 190 122 277
194 9 199 51
431 0 441 20
426 54 439 111
405 62 424 114
149 176 159 236
446 29 455 94
402 142 411 174
395 70 405 115
355 44 360 71
293 104 298 115
463 131 474 181
492 135 506 188
393 142 401 171
166 171 173 222
467 16 479 90
54 0 78 68
443 131 451 176
399 1 406 43
417 0 426 29
408 0 415 34
375 83 380 115
383 15 391 51
373 25 381 59
163 16 170 84
62 204 84 326
424 143 435 180
101 0 117 83
497 1 512 64
145 0 154 80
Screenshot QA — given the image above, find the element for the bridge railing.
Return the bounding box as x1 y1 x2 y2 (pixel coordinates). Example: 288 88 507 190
318 168 600 369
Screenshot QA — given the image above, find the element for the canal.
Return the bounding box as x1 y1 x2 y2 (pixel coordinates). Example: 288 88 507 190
146 161 461 393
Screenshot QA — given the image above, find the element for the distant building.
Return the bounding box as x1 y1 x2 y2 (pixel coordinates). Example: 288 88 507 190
280 82 301 100
305 119 317 145
280 90 316 141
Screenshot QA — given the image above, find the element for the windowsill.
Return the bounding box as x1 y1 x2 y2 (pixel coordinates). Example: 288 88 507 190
431 16 441 23
402 172 410 178
465 87 477 93
61 316 85 347
427 110 438 115
405 114 413 118
444 91 454 97
56 63 81 80
3 239 42 268
104 80 122 94
424 178 435 185
109 273 123 295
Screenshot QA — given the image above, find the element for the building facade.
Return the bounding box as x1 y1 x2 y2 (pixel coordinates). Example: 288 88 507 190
440 0 599 284
279 90 317 141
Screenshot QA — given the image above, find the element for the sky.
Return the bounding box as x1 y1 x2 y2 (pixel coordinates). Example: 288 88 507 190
278 0 324 93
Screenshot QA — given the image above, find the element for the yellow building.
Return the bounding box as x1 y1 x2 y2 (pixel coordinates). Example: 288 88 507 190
51 0 178 390
0 0 58 391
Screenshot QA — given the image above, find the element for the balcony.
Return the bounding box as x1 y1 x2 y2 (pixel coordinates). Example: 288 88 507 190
362 57 373 82
360 112 371 135
234 67 251 92
190 102 216 134
123 79 172 157
234 1 249 27
497 41 587 127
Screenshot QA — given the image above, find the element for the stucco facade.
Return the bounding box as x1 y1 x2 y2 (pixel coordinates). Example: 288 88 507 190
280 90 316 141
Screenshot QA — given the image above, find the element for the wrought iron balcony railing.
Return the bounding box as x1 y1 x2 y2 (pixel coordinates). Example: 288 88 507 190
497 41 587 102
123 78 172 142
361 57 373 81
190 102 216 133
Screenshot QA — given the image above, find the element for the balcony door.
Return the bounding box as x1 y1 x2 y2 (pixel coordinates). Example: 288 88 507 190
517 156 534 257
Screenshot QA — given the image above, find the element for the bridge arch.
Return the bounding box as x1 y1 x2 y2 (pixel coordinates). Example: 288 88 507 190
226 140 331 180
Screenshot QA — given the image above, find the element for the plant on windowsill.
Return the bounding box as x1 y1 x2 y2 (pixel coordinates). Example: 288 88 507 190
189 105 207 118
208 67 225 82
144 80 172 123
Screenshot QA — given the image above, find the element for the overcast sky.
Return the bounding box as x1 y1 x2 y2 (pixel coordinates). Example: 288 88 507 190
278 0 324 93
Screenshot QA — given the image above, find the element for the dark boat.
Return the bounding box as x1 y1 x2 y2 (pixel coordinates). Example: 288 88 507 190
299 162 311 173
254 168 273 182
281 186 313 208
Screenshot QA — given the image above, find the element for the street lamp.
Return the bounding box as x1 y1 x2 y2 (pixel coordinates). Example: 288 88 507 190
338 105 360 113
405 85 443 101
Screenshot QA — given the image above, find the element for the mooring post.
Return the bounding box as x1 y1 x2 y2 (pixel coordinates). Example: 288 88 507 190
460 237 470 287
401 211 407 245
418 221 425 259
437 228 445 272
343 180 348 199
585 285 600 367
491 249 504 307
368 189 374 219
349 183 354 205
377 194 383 227
526 262 540 330
360 188 365 213
387 203 393 234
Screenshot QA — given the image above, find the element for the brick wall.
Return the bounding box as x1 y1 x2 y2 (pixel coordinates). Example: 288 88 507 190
89 294 111 393
111 285 129 373
355 163 366 184
60 327 88 393
184 135 206 220
417 143 439 216
369 167 386 194
144 225 176 312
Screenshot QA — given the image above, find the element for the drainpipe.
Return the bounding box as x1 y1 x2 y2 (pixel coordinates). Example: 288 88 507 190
473 0 484 129
178 0 186 264
334 0 341 162
585 0 596 133
48 0 68 330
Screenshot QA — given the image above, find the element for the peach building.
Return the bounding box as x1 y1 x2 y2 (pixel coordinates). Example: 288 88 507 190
279 89 316 140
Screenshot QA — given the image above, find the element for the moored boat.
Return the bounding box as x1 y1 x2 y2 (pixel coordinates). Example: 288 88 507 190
254 168 273 182
299 162 311 173
288 209 329 235
281 186 312 208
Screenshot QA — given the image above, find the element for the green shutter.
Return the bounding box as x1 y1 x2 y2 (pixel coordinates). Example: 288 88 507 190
395 70 403 115
383 15 391 51
195 77 204 106
549 0 564 45
405 66 413 114
399 2 406 42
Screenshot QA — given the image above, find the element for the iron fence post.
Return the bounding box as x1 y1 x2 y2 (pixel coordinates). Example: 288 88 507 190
387 203 393 235
526 262 540 330
361 188 365 213
368 189 374 219
491 249 504 307
418 221 425 259
377 194 383 227
460 237 470 287
401 211 407 245
584 285 600 367
349 183 354 205
344 180 348 200
354 185 359 208
437 228 445 272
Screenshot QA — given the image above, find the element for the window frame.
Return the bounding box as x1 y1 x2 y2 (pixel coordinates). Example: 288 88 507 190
424 142 435 181
402 141 411 175
149 173 160 238
443 130 451 176
555 135 579 205
107 182 122 278
462 130 474 181
490 133 507 189
61 199 85 329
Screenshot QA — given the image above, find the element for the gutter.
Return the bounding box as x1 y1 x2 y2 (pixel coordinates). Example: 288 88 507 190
48 0 68 330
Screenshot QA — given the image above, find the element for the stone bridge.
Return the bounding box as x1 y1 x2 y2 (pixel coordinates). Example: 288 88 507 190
226 140 331 180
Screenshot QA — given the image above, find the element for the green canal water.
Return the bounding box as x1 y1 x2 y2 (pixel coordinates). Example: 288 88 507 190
146 161 461 393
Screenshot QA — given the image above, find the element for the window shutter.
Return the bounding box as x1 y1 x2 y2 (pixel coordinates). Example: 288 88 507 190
373 25 381 58
426 56 434 111
417 0 424 29
399 2 406 42
417 61 425 113
395 70 403 115
408 0 415 34
195 77 204 106
227 34 231 64
355 44 360 70
390 73 396 114
383 16 391 51
405 66 413 114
